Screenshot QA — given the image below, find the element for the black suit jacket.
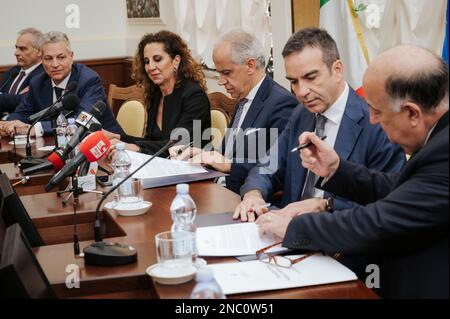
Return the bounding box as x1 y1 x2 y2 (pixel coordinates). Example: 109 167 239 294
0 64 44 113
122 80 211 158
284 111 449 298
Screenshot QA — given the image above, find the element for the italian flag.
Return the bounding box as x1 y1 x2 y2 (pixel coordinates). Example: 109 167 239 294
320 0 368 97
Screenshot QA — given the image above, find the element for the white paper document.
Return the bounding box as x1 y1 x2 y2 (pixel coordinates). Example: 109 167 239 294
197 222 288 256
209 255 357 295
125 150 207 179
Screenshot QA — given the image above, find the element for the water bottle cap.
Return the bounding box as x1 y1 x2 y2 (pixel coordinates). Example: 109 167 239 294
195 267 214 282
68 118 75 124
115 143 125 151
176 183 189 194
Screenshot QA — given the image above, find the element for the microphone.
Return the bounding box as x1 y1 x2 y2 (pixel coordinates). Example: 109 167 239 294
0 69 19 92
28 82 78 122
83 138 180 266
61 101 107 159
44 131 110 192
21 148 65 175
19 94 80 170
21 122 104 176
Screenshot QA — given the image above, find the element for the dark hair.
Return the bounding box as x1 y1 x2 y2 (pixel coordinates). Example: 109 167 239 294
282 28 340 70
132 30 206 107
385 56 449 112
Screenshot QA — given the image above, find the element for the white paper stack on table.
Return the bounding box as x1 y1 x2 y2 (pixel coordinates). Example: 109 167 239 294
125 150 225 188
196 222 357 295
126 150 207 179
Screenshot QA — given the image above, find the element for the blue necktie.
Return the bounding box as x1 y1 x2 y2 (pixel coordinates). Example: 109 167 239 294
223 98 248 158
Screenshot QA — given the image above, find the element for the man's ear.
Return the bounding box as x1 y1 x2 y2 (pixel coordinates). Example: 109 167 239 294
402 102 422 127
332 59 344 81
246 58 257 75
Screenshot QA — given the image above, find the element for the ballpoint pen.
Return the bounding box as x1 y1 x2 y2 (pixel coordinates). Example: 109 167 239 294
291 135 327 153
167 141 194 159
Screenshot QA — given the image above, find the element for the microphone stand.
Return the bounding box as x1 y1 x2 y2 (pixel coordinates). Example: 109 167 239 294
19 95 65 169
83 139 177 266
57 163 105 207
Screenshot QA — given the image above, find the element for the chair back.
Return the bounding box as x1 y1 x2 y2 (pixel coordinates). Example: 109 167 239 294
107 84 145 117
210 108 230 149
116 100 147 137
208 92 236 119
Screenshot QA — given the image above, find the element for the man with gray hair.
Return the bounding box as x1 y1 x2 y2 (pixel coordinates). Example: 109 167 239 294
0 31 123 137
0 28 44 114
171 30 298 194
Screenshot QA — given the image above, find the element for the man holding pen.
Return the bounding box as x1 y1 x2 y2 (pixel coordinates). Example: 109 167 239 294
234 28 405 222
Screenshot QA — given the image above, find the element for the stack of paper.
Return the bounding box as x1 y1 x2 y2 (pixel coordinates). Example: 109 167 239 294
126 150 207 179
208 255 357 295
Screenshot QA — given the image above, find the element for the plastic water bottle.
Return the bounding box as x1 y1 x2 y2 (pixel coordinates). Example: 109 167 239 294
111 143 135 204
65 118 77 159
190 267 226 299
56 113 68 148
170 184 197 262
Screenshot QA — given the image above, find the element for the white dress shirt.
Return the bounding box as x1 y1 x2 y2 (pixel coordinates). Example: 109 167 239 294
35 73 72 138
312 82 349 198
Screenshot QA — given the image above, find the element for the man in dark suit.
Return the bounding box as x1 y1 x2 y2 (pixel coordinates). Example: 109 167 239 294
170 31 298 194
258 45 449 298
0 28 44 114
0 31 123 137
236 28 405 222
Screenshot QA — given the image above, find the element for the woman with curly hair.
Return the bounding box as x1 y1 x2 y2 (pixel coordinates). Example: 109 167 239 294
110 30 211 157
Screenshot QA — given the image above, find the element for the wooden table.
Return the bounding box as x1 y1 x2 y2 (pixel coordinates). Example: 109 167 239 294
24 182 378 299
0 136 54 164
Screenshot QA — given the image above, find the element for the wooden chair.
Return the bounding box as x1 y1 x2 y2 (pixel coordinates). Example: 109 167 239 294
210 108 230 149
208 92 237 120
116 100 147 138
107 84 145 117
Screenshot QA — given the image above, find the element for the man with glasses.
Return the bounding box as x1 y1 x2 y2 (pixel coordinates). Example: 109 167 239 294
0 31 123 137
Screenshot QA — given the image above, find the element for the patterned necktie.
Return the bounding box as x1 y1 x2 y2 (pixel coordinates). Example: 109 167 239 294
9 71 26 94
224 98 248 158
300 113 327 200
54 87 64 100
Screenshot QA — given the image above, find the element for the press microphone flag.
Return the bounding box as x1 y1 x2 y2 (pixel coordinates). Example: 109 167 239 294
61 100 107 159
45 131 110 191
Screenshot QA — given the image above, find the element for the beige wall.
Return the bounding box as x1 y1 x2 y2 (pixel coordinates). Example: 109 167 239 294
0 0 293 91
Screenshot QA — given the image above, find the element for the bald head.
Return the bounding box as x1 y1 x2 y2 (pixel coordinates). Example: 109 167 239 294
365 45 448 113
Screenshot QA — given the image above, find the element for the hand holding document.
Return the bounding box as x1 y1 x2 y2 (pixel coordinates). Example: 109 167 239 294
197 222 288 256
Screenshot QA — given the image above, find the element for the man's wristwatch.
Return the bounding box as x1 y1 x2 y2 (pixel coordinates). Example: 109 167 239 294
324 197 334 211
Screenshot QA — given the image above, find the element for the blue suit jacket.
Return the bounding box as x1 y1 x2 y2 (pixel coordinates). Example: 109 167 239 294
8 63 124 135
0 64 44 113
241 88 406 210
284 111 449 298
221 75 298 194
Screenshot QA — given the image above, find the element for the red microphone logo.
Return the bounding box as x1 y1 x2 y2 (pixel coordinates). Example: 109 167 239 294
80 131 111 162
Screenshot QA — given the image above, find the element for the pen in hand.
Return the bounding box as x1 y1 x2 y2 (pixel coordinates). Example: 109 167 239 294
167 141 194 159
290 135 327 153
